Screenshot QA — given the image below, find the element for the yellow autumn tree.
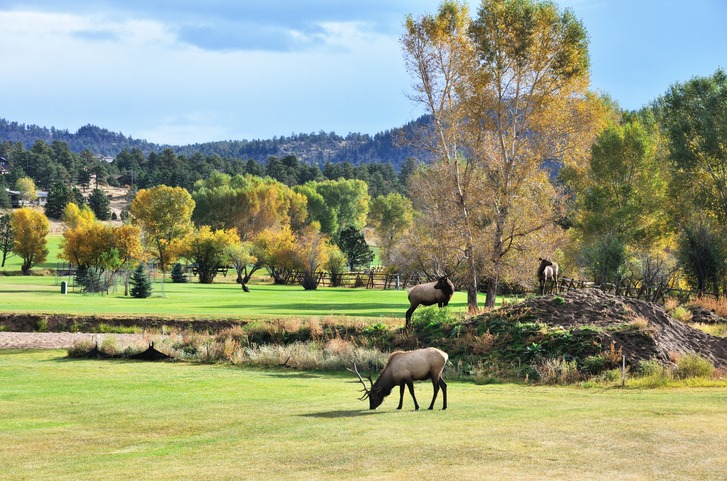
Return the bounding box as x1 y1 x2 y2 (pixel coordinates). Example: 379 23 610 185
11 207 49 275
255 225 297 284
192 173 307 240
402 0 607 307
61 222 142 273
186 226 241 284
130 185 195 282
292 222 337 290
60 202 143 293
63 202 96 230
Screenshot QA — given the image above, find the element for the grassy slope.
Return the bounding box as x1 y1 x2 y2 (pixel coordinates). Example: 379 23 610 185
0 350 725 480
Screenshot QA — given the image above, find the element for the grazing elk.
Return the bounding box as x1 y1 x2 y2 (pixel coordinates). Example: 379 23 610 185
350 347 448 410
537 257 559 295
405 276 455 331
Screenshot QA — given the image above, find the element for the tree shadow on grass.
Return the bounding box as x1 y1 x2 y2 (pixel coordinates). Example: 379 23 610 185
299 410 381 418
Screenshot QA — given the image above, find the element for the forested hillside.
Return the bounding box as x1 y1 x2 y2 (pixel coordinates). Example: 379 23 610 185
0 116 431 170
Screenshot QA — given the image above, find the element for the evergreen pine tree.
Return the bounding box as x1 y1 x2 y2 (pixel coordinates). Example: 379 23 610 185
130 263 153 298
171 262 188 283
71 186 85 206
88 188 111 220
44 181 72 219
75 265 103 293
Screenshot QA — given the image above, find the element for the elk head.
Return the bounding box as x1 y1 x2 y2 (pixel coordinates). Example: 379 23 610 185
349 363 384 410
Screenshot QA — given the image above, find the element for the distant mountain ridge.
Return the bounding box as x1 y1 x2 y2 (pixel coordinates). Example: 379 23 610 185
0 117 431 170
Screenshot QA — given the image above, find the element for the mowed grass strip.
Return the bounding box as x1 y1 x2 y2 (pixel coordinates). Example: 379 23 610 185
0 275 473 320
1 350 726 481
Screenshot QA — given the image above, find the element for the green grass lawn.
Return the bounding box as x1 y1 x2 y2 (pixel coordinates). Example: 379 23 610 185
1 350 725 480
2 234 507 321
1 234 64 271
0 274 478 321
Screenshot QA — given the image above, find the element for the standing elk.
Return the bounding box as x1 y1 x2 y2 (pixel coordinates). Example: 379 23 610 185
349 347 448 410
405 276 455 331
537 257 559 295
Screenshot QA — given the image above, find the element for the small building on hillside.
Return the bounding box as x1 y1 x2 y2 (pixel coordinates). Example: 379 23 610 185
5 188 48 207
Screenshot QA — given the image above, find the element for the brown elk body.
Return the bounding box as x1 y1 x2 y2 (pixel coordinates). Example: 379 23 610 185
537 257 559 295
405 277 454 330
350 347 448 410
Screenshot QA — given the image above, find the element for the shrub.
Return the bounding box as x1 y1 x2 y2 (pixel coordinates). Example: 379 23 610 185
663 297 679 312
675 353 715 379
638 359 666 377
535 357 581 384
582 354 608 374
599 368 623 384
691 296 727 318
411 306 461 341
97 323 142 334
34 317 48 332
67 339 95 358
671 306 692 322
551 296 566 305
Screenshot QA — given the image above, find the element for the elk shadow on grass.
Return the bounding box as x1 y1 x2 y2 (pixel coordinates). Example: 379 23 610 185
264 372 322 379
299 410 382 419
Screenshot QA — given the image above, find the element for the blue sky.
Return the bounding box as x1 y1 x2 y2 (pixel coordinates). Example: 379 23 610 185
0 1 725 145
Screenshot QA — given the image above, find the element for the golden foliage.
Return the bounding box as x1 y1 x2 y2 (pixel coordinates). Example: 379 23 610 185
60 219 142 272
62 202 95 230
10 208 49 272
129 185 195 270
402 0 607 306
186 226 241 283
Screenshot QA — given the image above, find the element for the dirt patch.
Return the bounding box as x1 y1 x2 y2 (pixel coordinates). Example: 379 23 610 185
0 332 145 349
500 289 727 367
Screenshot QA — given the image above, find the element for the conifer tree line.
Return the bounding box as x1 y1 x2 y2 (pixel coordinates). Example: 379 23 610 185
1 0 726 302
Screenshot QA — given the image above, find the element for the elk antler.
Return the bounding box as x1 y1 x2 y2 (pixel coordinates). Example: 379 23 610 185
347 363 372 401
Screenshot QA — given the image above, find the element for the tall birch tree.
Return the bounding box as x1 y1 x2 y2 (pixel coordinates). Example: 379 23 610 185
402 0 605 307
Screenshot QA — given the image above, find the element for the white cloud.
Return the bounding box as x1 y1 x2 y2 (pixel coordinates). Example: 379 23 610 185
0 4 434 144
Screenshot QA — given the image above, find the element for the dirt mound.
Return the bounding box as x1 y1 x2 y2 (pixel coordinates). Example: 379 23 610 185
503 289 727 367
689 306 727 325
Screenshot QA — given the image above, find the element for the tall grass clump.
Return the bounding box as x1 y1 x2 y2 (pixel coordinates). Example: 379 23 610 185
674 353 715 379
691 296 727 318
534 357 581 384
670 306 692 322
691 323 727 337
240 341 388 370
628 355 718 388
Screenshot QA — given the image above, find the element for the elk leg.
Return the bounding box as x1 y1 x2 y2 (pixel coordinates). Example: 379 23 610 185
397 384 405 410
405 307 416 331
440 378 447 410
406 380 419 410
428 377 440 410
